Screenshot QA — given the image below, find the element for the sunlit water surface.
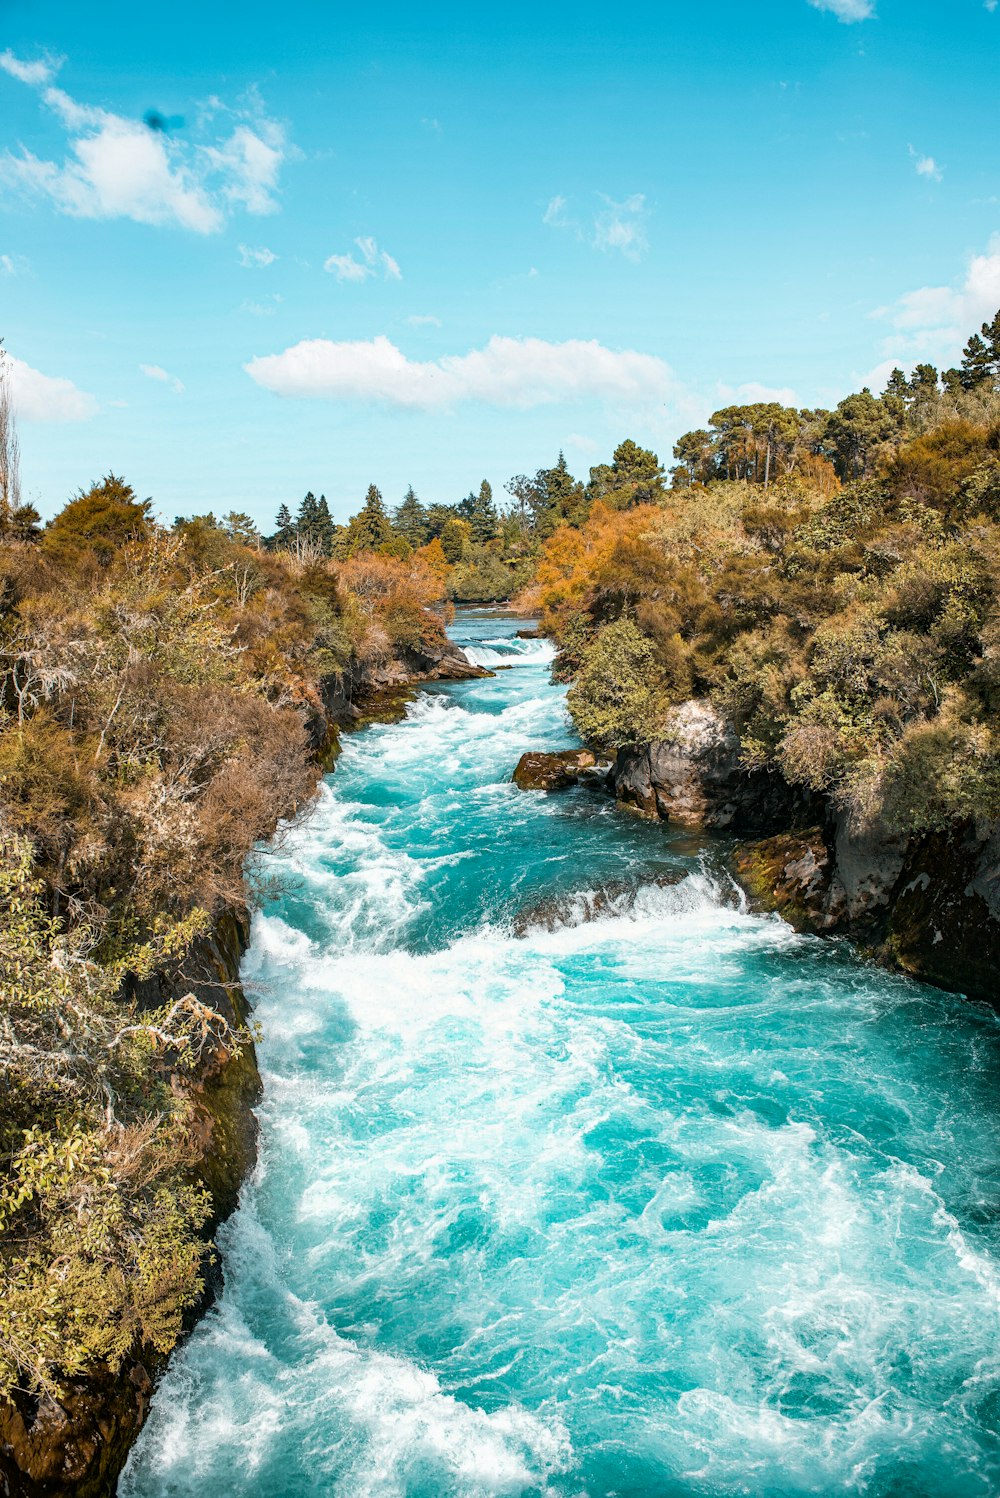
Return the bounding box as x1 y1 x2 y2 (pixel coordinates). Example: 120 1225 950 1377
122 612 1000 1497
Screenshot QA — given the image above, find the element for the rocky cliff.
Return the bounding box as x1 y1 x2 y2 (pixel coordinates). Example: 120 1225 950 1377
607 699 1000 1007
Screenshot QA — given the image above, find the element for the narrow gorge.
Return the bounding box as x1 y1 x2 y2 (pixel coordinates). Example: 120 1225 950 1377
119 613 1000 1498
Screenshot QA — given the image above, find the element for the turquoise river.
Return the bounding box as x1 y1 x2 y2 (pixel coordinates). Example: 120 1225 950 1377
122 611 1000 1497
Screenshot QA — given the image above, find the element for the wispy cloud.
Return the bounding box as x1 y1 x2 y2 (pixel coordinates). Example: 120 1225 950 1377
807 0 875 21
140 362 184 394
246 334 675 411
238 243 277 267
910 145 943 182
0 252 28 275
324 236 402 283
240 293 283 316
0 49 62 86
8 353 97 421
406 314 442 327
868 233 1000 369
593 193 648 261
543 191 649 261
0 57 288 232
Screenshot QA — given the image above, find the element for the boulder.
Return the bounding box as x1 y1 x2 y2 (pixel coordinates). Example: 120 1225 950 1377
512 748 612 791
613 699 810 832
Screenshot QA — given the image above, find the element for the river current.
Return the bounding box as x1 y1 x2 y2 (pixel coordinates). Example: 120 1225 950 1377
122 611 1000 1497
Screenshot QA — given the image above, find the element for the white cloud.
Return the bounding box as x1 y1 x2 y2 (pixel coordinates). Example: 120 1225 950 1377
566 432 600 455
0 63 287 233
203 121 284 214
543 192 649 261
807 0 875 20
717 381 801 407
238 243 277 267
8 355 97 421
910 146 942 182
0 49 61 86
406 314 442 327
869 233 1000 366
324 236 401 282
240 294 283 316
245 333 675 412
0 253 27 274
593 193 648 261
139 363 184 394
543 194 569 227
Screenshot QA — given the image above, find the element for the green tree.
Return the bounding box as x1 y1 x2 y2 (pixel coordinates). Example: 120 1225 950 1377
43 475 152 569
439 516 468 562
345 484 393 554
567 617 673 750
393 486 429 546
671 429 714 487
469 479 499 543
222 512 260 547
823 390 899 480
271 503 296 548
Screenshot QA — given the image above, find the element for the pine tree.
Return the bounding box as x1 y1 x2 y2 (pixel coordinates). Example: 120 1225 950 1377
394 486 429 546
884 368 909 404
297 491 320 542
314 494 335 555
345 484 393 554
469 479 499 543
960 333 993 391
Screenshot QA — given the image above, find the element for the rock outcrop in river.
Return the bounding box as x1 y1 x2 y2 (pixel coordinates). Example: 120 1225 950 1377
601 697 1000 1006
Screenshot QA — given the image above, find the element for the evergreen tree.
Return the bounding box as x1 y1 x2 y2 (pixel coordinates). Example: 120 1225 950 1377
469 479 499 543
884 368 910 404
297 491 320 543
274 503 294 541
394 486 429 546
222 511 260 547
314 494 336 555
345 484 393 554
439 516 467 562
960 321 999 390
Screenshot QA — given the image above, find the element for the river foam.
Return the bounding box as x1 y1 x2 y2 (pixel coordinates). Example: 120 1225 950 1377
122 610 1000 1498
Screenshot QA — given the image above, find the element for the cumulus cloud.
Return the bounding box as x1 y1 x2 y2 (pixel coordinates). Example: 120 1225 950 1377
869 234 1000 366
324 236 401 282
0 61 287 232
245 333 674 412
807 0 875 20
0 49 61 86
910 146 943 182
543 192 649 260
8 355 97 421
140 363 184 394
238 243 277 267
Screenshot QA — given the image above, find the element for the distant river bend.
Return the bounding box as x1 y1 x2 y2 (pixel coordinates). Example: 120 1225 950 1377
122 611 1000 1498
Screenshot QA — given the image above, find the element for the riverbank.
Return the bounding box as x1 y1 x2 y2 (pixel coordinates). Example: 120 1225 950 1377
0 627 485 1498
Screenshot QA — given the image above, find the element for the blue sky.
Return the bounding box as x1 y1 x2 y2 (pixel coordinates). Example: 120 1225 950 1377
1 0 998 527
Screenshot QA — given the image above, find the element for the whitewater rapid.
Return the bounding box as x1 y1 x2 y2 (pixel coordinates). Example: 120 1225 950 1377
122 612 1000 1497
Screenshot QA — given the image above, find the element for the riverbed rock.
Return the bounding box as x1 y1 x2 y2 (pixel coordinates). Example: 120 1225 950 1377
512 872 685 933
613 699 810 832
512 748 612 791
